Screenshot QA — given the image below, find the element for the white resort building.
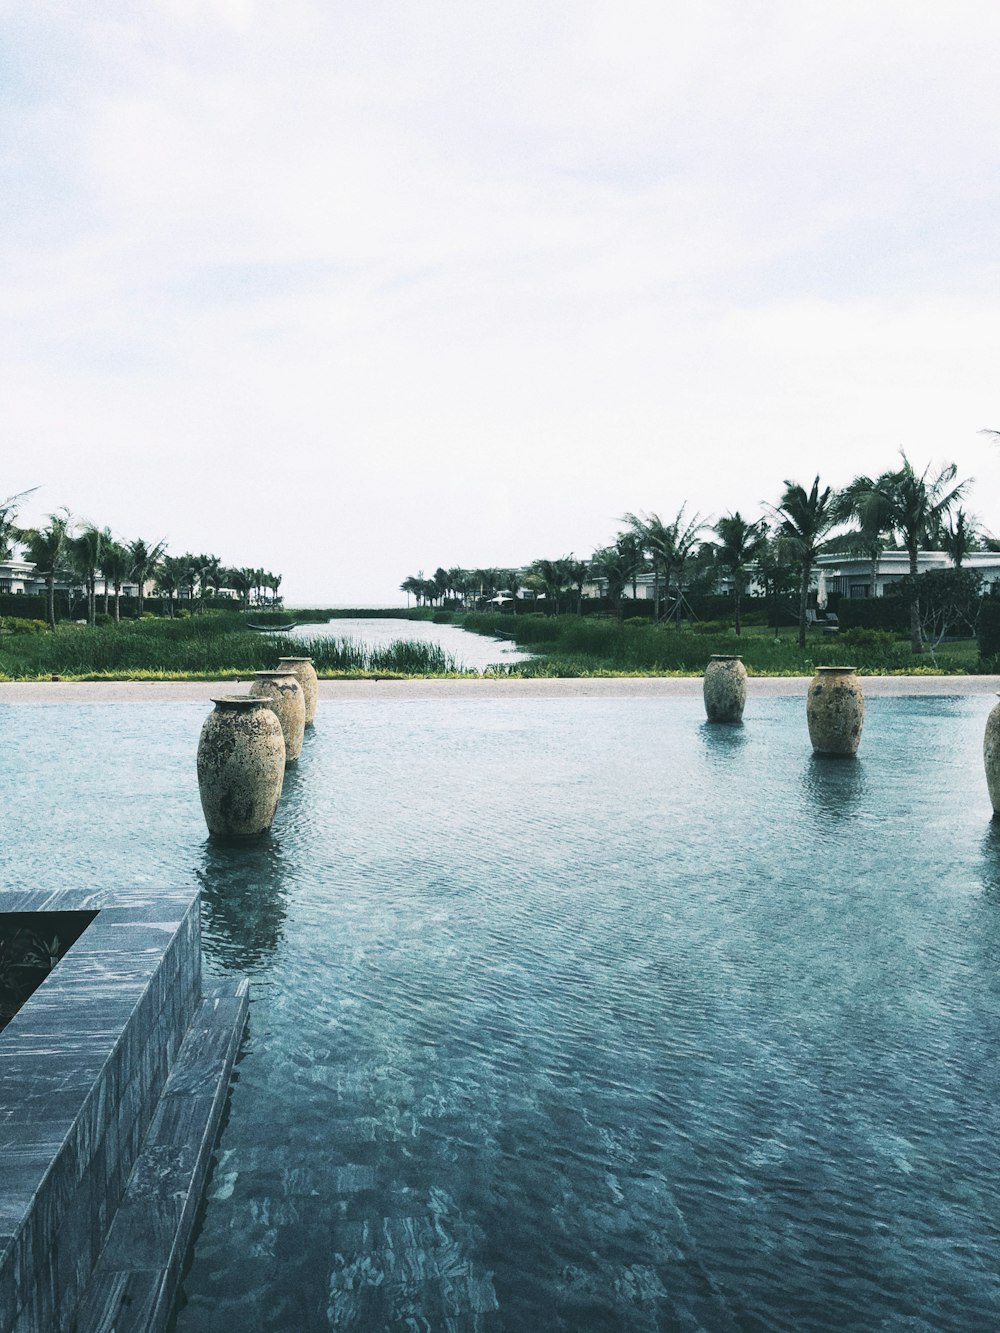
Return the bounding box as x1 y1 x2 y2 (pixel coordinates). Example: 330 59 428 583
815 550 1000 599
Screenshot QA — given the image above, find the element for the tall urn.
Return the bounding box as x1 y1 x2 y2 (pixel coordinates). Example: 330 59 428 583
250 670 306 762
197 697 286 837
703 655 747 723
278 656 319 727
807 666 864 756
983 697 1000 815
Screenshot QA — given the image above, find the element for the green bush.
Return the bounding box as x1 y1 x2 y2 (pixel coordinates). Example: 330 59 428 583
2 618 46 635
837 596 909 633
978 598 1000 659
839 628 896 652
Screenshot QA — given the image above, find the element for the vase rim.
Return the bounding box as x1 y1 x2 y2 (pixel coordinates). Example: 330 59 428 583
816 665 857 673
708 655 743 661
211 695 272 708
252 668 297 676
277 656 313 663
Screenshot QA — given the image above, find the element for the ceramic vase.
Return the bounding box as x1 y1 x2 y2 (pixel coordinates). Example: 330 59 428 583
807 666 864 756
197 697 286 837
249 670 306 762
983 697 1000 815
703 655 747 723
278 656 318 726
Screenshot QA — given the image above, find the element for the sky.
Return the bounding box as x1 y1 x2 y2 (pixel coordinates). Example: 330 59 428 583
2 1 999 605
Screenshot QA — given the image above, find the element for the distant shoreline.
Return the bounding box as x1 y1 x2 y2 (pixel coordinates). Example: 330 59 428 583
2 676 999 703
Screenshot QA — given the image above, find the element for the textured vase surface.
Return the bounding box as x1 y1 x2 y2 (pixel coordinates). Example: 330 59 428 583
807 666 864 756
249 670 306 762
983 698 1000 815
278 656 318 726
197 697 286 837
703 655 747 723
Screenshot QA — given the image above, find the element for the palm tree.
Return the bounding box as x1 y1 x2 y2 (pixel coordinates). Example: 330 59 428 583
530 558 572 615
24 510 71 629
155 555 189 616
503 567 523 615
400 575 423 607
871 454 971 652
566 558 589 615
100 541 131 623
940 509 979 568
227 567 254 610
0 487 37 559
771 477 840 648
666 507 708 624
128 538 166 617
590 545 630 620
756 531 800 632
623 506 705 623
622 512 665 619
712 513 767 635
432 567 450 606
69 524 103 626
832 475 895 599
614 531 643 603
199 554 223 602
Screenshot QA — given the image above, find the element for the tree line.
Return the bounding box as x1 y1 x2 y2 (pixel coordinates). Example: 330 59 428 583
0 491 282 629
403 452 982 654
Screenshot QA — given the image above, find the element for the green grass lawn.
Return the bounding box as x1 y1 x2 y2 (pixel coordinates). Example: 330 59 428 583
0 608 986 681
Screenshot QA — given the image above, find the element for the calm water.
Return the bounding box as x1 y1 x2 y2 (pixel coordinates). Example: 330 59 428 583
292 618 534 670
3 696 1000 1331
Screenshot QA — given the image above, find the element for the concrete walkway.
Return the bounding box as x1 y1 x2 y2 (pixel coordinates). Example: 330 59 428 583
2 675 999 703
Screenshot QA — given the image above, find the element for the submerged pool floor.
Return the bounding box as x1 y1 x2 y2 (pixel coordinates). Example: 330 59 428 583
3 695 1000 1331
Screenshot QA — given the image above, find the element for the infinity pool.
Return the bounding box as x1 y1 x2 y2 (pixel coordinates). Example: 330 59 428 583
3 695 1000 1331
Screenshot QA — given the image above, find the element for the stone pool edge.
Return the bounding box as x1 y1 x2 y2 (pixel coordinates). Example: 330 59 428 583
2 675 999 703
0 888 248 1333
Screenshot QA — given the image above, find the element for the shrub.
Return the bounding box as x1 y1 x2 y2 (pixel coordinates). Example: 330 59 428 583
979 598 1000 659
2 618 46 635
838 628 896 652
837 596 909 633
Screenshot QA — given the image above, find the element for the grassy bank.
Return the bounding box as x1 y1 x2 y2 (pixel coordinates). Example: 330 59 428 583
0 614 465 681
456 611 983 676
0 606 985 680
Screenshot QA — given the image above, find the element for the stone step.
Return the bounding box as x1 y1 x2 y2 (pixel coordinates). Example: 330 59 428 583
71 980 248 1333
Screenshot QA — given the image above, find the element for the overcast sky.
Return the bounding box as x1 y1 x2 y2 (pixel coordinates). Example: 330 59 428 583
3 1 999 605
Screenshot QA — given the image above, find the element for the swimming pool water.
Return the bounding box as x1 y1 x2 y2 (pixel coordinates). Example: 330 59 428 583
2 695 1000 1331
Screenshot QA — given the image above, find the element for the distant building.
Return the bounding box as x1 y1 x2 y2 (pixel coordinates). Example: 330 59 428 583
815 550 1000 599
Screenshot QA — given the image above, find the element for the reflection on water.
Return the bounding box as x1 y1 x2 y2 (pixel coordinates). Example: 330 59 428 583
196 835 290 972
292 616 533 671
802 751 868 821
979 819 1000 903
698 718 747 757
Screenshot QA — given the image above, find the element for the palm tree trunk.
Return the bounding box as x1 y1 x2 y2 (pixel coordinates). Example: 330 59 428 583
46 574 55 630
114 584 121 624
798 561 809 649
734 583 742 636
908 545 922 653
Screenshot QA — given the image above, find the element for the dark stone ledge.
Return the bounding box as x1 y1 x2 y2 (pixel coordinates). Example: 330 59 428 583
0 888 246 1333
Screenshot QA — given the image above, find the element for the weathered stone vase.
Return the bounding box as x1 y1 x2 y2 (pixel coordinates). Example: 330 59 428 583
197 697 286 837
278 656 318 726
249 670 306 762
983 697 1000 815
703 655 747 723
807 666 864 756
